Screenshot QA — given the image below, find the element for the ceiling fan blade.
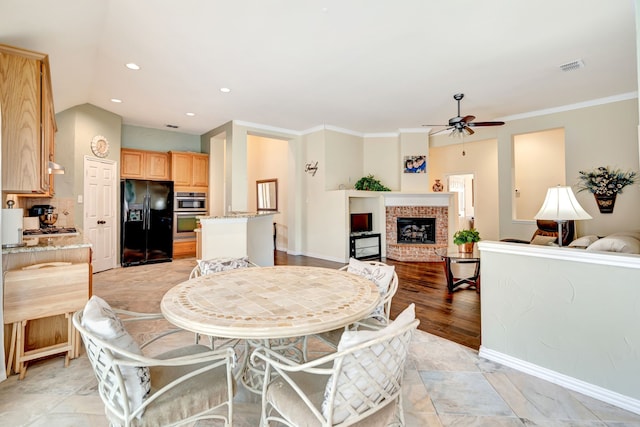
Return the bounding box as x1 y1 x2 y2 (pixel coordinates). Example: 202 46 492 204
463 126 475 136
430 127 453 136
467 121 505 127
461 115 475 124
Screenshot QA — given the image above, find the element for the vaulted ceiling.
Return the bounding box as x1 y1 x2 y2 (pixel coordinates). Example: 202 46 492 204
1 0 637 135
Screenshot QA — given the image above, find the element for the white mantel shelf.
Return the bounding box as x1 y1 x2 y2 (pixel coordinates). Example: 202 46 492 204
341 190 453 207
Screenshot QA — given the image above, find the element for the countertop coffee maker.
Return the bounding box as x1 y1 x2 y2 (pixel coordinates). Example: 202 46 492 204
29 204 57 228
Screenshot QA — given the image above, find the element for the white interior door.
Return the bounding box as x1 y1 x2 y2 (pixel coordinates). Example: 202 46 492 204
84 157 117 273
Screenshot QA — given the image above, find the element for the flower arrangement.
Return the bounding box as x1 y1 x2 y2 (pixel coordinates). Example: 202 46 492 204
577 166 637 196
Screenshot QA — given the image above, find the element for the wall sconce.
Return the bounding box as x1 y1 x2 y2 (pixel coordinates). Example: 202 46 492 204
305 161 318 176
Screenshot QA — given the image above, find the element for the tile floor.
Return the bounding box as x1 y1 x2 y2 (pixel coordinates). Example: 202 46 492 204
1 258 640 426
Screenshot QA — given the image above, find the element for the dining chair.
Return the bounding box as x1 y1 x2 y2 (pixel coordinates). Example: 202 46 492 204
307 259 399 357
189 256 259 279
252 304 418 427
73 296 236 427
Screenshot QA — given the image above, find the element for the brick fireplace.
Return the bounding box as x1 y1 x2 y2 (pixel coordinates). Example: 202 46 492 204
385 205 449 262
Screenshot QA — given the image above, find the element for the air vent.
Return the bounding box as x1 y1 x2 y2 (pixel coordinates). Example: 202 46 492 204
166 124 179 129
559 59 585 72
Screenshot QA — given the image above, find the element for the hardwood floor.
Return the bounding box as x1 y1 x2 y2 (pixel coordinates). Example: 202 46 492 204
274 251 481 350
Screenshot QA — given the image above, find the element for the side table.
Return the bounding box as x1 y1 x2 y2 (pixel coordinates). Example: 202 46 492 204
437 249 480 294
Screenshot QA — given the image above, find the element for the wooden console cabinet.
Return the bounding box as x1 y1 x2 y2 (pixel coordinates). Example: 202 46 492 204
350 233 381 260
0 44 57 195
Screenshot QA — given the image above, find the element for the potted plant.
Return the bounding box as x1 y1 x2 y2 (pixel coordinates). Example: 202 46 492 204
453 228 481 253
354 175 391 191
577 166 637 213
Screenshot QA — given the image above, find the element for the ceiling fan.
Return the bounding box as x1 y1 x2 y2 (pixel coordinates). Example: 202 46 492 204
423 93 505 136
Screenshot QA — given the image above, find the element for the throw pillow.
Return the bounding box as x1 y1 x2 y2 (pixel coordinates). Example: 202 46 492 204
197 256 251 275
586 235 640 254
568 235 600 248
530 235 557 246
322 304 416 423
346 258 395 320
81 296 150 416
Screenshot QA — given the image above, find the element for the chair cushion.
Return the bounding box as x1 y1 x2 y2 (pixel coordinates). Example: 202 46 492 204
266 369 396 427
121 345 233 427
81 296 150 415
347 258 395 319
322 303 415 423
197 256 251 275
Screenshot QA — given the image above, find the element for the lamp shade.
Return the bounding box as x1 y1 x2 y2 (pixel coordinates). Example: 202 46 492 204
534 186 592 220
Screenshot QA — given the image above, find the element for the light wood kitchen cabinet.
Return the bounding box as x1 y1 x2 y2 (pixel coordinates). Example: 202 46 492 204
169 151 209 191
121 148 170 180
0 44 56 195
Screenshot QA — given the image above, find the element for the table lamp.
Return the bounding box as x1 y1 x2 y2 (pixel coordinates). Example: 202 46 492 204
534 186 592 247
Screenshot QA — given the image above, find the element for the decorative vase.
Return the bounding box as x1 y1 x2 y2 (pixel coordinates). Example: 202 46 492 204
458 242 475 253
432 179 444 192
594 193 616 214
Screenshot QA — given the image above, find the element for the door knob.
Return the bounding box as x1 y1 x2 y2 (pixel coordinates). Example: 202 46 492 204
97 220 106 225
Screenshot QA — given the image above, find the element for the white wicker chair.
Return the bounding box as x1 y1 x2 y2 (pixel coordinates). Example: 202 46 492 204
73 309 236 427
308 260 399 355
252 315 419 427
189 256 259 280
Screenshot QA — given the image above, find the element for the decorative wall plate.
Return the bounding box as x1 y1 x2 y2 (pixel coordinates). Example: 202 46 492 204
91 135 110 158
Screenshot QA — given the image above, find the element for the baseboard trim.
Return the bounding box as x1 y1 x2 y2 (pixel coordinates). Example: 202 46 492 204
479 346 640 415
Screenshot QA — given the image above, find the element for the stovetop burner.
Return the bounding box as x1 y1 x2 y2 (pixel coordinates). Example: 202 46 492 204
23 227 78 236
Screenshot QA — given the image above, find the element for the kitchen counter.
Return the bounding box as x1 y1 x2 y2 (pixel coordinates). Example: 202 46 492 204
198 212 276 266
2 234 91 255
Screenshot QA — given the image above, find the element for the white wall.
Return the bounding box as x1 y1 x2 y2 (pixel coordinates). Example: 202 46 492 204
363 135 400 191
479 241 640 413
513 128 565 220
324 130 363 190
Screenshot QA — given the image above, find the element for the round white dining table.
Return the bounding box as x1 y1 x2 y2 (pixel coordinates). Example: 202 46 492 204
160 265 381 340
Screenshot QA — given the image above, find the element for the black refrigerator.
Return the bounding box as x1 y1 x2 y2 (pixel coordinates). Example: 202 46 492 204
121 179 174 266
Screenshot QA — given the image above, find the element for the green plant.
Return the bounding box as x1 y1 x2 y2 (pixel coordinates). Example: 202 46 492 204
354 174 391 191
577 166 637 196
453 228 481 245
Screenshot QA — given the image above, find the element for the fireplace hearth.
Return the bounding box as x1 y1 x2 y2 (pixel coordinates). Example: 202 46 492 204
396 217 435 244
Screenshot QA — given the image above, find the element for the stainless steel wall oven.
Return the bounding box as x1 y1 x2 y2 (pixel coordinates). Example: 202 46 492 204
173 192 207 240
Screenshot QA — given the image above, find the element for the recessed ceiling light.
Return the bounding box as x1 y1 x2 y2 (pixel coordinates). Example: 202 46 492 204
220 87 231 93
125 63 140 70
186 112 196 117
111 98 122 103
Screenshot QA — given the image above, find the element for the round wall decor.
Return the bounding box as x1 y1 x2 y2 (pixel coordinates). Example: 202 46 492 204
91 135 110 158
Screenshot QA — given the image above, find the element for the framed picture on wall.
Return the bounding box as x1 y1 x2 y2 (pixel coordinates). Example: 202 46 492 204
403 155 426 173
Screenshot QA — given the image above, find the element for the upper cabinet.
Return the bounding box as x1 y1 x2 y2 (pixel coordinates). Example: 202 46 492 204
121 148 170 181
0 44 56 195
169 151 209 191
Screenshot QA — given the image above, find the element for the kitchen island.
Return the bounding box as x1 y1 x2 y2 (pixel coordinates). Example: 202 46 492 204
2 235 92 378
197 212 277 266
